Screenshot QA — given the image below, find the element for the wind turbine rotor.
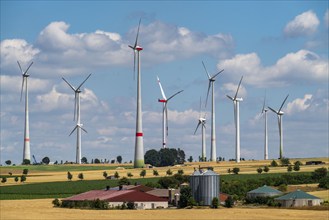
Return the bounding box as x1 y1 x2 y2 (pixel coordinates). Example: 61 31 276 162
76 73 92 91
278 94 289 113
234 76 243 100
267 106 279 114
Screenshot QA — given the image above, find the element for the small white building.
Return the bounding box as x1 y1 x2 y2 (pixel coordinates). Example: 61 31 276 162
275 189 323 208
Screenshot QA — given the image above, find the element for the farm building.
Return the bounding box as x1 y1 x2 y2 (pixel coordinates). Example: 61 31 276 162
108 184 153 192
190 169 220 206
247 185 283 199
274 189 323 207
63 189 168 209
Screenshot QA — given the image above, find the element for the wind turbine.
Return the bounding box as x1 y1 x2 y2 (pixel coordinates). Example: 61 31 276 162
62 74 91 164
203 61 224 161
18 61 33 163
194 98 207 162
227 76 243 163
129 19 145 168
157 76 183 148
260 92 268 160
268 94 289 159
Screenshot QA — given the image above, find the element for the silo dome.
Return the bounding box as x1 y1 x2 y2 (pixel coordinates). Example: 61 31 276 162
190 169 220 206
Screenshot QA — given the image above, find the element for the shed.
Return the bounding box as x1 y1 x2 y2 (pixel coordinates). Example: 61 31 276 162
247 185 283 199
274 189 323 207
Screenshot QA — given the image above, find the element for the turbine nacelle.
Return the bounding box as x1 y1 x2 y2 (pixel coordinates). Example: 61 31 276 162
158 99 167 103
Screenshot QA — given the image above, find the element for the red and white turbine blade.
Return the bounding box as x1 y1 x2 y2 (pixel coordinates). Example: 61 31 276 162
157 76 167 100
234 76 243 100
278 94 289 113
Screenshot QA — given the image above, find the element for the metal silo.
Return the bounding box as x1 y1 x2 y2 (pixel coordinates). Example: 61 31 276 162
190 169 220 206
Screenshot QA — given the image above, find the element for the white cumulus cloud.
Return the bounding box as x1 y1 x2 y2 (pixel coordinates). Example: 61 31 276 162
285 94 313 115
284 10 320 37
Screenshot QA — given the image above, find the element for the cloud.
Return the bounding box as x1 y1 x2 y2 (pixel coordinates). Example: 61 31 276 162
0 75 51 93
217 49 328 87
284 10 320 37
285 94 312 115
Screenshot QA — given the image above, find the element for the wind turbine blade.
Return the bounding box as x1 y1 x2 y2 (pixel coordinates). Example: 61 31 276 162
20 78 25 102
134 18 141 48
23 62 33 75
69 126 78 136
157 76 167 100
226 95 234 101
167 90 183 101
62 77 76 91
202 61 211 79
268 106 278 114
261 96 266 114
80 126 88 133
17 61 23 74
211 69 224 80
278 94 289 112
199 97 202 118
77 73 92 91
205 81 211 107
194 122 201 135
234 76 243 100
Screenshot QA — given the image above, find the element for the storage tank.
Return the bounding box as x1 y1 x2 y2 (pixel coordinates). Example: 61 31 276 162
190 169 220 206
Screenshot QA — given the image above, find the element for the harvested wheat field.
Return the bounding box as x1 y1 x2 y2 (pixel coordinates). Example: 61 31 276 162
1 199 328 220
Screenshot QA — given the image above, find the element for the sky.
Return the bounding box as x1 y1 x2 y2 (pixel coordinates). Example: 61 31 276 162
1 1 328 165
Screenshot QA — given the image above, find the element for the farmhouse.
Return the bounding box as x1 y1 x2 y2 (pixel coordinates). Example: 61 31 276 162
274 189 323 208
63 189 168 209
246 185 283 199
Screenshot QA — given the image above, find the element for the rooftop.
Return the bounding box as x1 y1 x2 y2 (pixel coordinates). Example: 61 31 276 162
247 185 282 194
275 190 321 200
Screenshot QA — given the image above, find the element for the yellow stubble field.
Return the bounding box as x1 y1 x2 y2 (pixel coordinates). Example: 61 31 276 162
1 199 328 220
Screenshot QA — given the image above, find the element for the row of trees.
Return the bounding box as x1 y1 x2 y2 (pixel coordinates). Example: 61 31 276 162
144 148 185 167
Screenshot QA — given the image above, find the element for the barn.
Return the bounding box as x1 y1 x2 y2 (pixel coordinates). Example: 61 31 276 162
274 189 323 207
247 185 283 199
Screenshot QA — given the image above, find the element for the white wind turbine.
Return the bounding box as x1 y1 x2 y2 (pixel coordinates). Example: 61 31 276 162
129 19 145 168
194 98 207 162
227 76 243 163
157 76 183 148
203 61 224 162
268 94 289 159
18 61 33 163
62 74 91 164
260 93 268 160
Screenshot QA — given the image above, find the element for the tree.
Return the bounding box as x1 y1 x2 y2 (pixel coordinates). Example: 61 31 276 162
166 169 173 176
78 173 84 180
42 156 50 165
111 159 115 164
280 157 291 166
94 158 100 164
153 170 159 176
177 169 184 175
294 160 303 166
257 167 263 174
67 171 73 181
270 160 278 167
232 167 240 175
318 176 329 189
22 169 29 175
293 163 300 171
177 148 185 164
91 159 94 164
179 186 192 208
1 177 7 183
140 170 146 178
20 175 26 183
5 160 11 165
263 166 270 173
278 184 287 192
118 177 130 185
14 176 19 183
103 171 108 179
227 168 231 174
81 157 88 164
114 171 120 179
117 156 122 164
211 197 219 208
287 165 293 172
8 172 12 176
22 159 30 165
312 167 328 180
225 196 234 208
188 156 193 163
127 172 133 178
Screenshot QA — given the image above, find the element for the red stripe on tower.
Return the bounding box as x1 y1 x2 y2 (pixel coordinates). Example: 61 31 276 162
24 138 30 141
136 132 143 137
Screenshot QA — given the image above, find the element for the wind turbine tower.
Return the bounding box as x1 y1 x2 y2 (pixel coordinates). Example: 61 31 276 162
227 76 243 163
203 61 224 161
157 76 183 148
268 95 289 159
18 61 33 163
62 74 91 164
194 98 207 161
129 19 145 168
261 94 268 160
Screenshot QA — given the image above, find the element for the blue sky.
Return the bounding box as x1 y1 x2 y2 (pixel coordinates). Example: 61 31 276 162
1 1 328 164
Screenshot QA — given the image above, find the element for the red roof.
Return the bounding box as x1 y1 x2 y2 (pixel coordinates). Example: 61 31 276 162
64 190 167 202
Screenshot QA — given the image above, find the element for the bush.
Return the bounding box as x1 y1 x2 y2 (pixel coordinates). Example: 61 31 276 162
127 172 133 178
118 177 130 186
278 184 287 192
20 175 26 183
263 166 270 173
158 177 179 189
22 159 30 165
211 197 219 208
257 168 263 174
179 186 192 208
280 157 290 166
14 176 19 183
225 196 234 208
153 170 159 176
23 169 29 175
318 176 329 189
127 201 135 209
270 160 278 167
312 167 328 181
177 169 184 175
5 160 11 165
140 170 146 178
1 177 7 183
78 173 84 180
52 198 61 207
166 169 173 176
232 167 240 175
287 165 292 172
114 171 120 179
293 163 300 171
67 172 73 181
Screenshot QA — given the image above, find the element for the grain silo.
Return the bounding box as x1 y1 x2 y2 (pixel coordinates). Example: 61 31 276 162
190 169 220 206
